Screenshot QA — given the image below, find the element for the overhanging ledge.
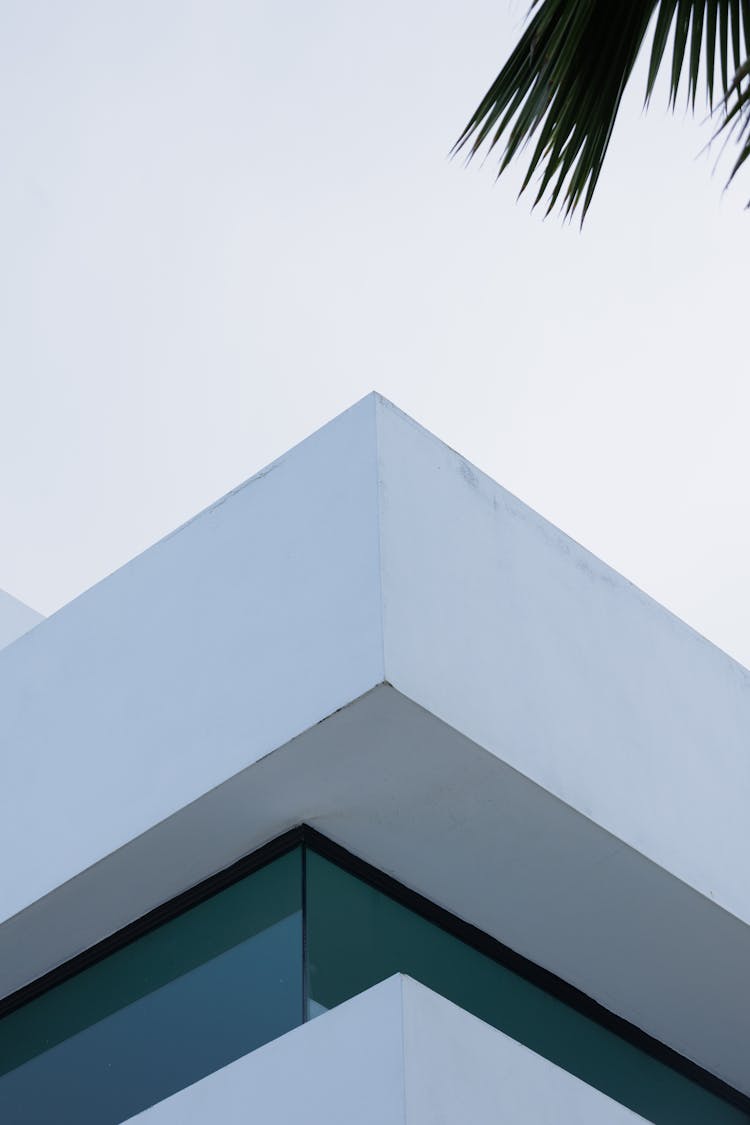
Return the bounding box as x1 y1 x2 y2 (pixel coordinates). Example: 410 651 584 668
1 394 749 1098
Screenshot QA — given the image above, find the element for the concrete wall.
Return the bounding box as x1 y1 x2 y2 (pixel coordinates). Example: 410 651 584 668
6 393 748 933
127 976 648 1125
1 394 749 1096
376 397 750 926
0 397 384 925
0 590 42 651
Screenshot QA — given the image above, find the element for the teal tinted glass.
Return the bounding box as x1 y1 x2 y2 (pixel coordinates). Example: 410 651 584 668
0 848 303 1125
305 849 748 1125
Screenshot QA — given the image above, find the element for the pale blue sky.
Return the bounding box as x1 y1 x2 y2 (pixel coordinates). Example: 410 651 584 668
1 1 749 665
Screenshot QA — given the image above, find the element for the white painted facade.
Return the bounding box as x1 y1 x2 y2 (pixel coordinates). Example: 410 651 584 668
0 589 43 651
128 976 648 1125
0 394 747 1121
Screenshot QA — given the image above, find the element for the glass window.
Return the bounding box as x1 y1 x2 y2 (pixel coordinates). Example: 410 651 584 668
0 836 746 1125
0 848 302 1125
305 849 748 1125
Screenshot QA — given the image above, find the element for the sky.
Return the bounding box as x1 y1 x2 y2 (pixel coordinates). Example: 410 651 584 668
1 1 749 667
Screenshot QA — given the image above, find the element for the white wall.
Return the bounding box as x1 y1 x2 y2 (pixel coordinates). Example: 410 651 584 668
7 393 749 935
402 977 648 1125
126 976 648 1125
0 396 384 925
0 589 42 651
2 395 749 1096
126 976 407 1125
377 397 750 926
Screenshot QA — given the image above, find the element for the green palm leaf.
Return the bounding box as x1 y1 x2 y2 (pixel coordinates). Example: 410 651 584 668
455 0 750 218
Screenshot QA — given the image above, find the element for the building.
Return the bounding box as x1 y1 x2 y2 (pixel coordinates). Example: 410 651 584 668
0 590 43 651
0 394 748 1124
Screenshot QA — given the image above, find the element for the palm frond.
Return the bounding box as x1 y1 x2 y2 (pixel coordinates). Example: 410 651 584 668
716 58 750 193
455 0 750 218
